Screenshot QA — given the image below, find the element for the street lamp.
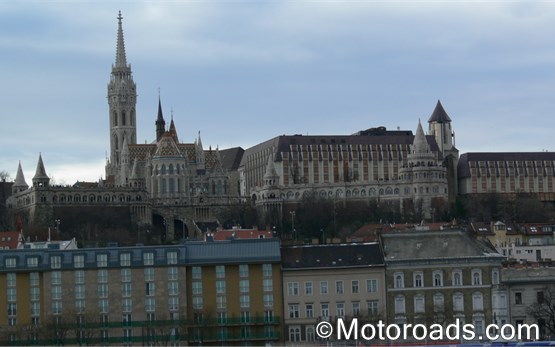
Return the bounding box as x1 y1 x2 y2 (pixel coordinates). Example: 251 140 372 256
290 211 296 239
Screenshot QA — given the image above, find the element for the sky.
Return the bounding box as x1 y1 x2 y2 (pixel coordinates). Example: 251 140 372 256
2 1 555 185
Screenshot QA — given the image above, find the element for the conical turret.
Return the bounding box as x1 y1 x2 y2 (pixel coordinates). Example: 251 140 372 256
32 154 50 187
12 161 29 194
263 153 279 187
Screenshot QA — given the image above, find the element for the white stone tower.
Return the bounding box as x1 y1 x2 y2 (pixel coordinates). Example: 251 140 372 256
428 100 454 155
106 11 137 183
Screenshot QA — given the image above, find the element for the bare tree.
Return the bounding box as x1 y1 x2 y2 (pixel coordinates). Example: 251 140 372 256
526 287 555 339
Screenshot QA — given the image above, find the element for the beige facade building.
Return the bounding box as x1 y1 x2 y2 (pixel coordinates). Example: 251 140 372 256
281 243 386 344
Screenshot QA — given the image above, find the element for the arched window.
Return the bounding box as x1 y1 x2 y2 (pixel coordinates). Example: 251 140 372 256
169 164 174 175
113 111 118 126
161 164 166 175
121 110 126 126
472 270 482 285
394 273 404 289
453 271 462 286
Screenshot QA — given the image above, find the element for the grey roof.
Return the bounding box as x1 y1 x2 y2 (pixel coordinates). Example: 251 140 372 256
427 100 452 123
240 133 440 167
185 238 281 265
381 229 502 263
458 152 555 178
281 243 384 270
219 147 245 171
0 238 281 272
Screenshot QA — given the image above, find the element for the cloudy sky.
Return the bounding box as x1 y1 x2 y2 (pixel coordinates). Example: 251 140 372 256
2 1 555 184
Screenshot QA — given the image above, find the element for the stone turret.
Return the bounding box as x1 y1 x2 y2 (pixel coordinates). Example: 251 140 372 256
12 162 28 194
32 154 50 188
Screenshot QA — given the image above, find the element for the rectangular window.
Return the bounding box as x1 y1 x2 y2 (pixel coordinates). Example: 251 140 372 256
352 302 361 316
239 264 249 278
145 297 155 312
98 284 108 298
74 255 85 268
263 278 273 292
263 294 273 308
5 257 16 268
306 304 313 318
96 254 108 267
50 271 62 285
352 280 359 294
192 266 202 280
240 294 250 308
167 267 178 281
99 299 109 314
122 298 132 313
262 264 272 277
75 284 85 299
289 304 300 318
7 273 15 287
168 281 179 296
143 252 154 266
144 267 154 282
320 281 328 295
75 270 85 284
321 303 329 320
50 255 61 269
30 272 39 286
30 287 40 301
27 257 39 268
192 281 202 295
368 300 379 315
240 279 249 293
515 292 523 305
216 280 226 294
31 302 40 317
305 281 313 295
75 299 85 313
336 302 345 318
216 296 226 309
120 253 131 267
288 282 299 296
7 287 16 302
216 265 225 279
169 296 179 312
367 279 378 293
52 286 62 300
121 268 131 282
167 251 178 265
145 282 155 296
336 280 344 294
121 283 132 297
98 269 108 283
193 296 203 310
52 301 62 315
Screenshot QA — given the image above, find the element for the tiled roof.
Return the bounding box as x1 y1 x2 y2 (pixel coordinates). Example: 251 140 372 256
281 243 384 269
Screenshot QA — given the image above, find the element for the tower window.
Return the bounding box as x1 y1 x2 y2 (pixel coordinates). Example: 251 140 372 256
122 111 126 126
113 111 118 126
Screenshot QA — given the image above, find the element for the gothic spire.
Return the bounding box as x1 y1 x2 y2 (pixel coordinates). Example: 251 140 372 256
412 120 430 155
156 95 166 142
115 11 128 69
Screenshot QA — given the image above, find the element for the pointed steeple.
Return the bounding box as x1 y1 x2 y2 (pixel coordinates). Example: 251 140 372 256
115 11 128 69
428 100 451 123
263 153 279 187
12 161 29 194
32 153 50 187
196 131 205 170
156 95 166 142
168 110 179 143
412 120 431 155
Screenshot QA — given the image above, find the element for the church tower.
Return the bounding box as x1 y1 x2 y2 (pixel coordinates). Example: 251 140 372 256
106 11 137 183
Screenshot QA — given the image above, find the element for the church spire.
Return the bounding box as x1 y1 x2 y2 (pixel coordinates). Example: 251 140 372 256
115 11 128 69
156 95 166 142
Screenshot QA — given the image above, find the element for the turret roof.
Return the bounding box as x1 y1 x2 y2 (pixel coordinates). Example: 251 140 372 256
428 100 452 123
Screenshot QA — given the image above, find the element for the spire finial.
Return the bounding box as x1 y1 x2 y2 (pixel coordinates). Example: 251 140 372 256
115 10 128 69
171 107 174 121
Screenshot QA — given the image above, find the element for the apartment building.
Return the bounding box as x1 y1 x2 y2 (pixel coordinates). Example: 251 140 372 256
0 238 282 346
281 243 386 344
